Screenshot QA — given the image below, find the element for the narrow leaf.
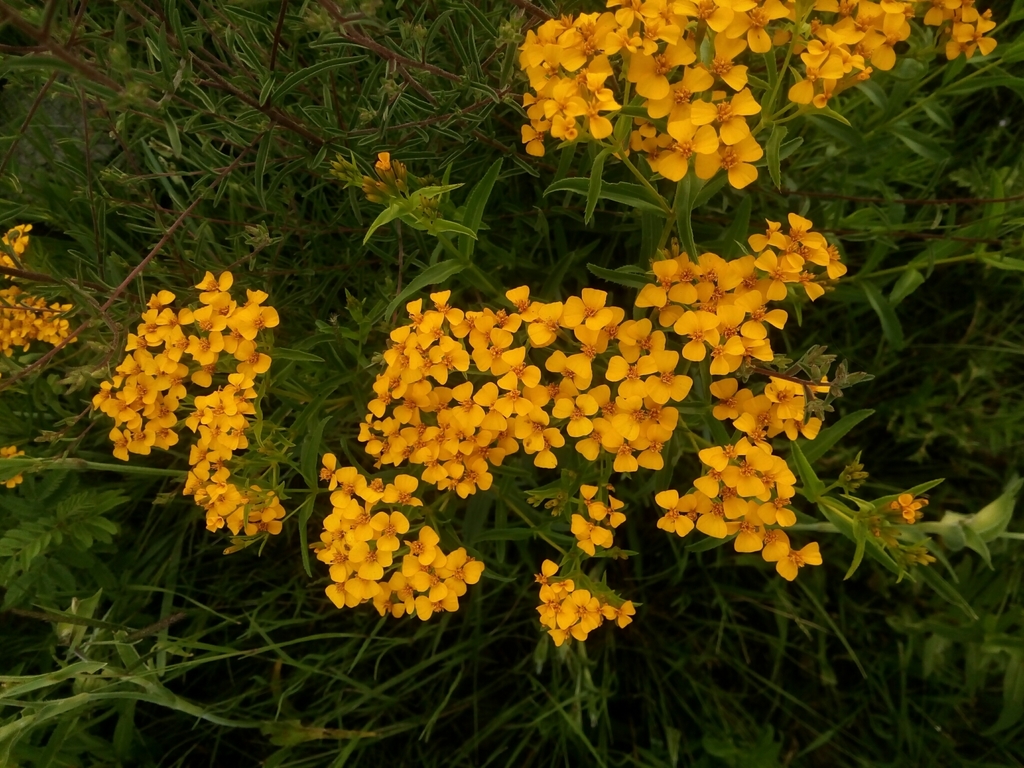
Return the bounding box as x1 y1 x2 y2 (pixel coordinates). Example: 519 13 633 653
790 442 825 502
766 124 788 189
460 158 503 258
586 264 649 289
861 281 905 350
585 150 611 224
381 260 467 322
800 409 875 463
889 268 926 306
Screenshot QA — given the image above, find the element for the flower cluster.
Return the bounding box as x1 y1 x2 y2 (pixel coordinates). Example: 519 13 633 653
890 492 928 523
571 483 627 555
632 213 844 577
358 285 700 488
535 558 635 647
634 213 840 384
315 457 485 620
1 445 25 489
93 271 283 538
1 225 75 361
516 1 998 187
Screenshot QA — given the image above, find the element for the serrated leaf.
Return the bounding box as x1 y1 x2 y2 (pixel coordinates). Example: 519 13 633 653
544 177 666 215
586 263 649 289
272 348 325 363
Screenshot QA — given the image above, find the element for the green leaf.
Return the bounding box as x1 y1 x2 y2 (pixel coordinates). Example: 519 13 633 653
869 478 945 510
889 125 951 162
473 527 538 542
255 125 274 210
686 533 736 552
295 495 317 578
889 268 926 306
981 254 1024 272
460 158 502 258
844 521 868 580
380 260 467 322
817 497 902 577
164 117 182 159
274 57 364 100
962 525 993 569
544 178 666 215
985 651 1024 734
719 195 752 257
967 476 1022 542
917 565 978 620
861 281 905 350
766 124 788 189
300 416 332 490
586 149 611 225
363 203 405 244
691 173 728 209
800 409 875 464
427 218 478 239
675 174 701 258
777 137 804 161
272 348 325 363
790 442 825 502
586 264 649 289
812 105 852 126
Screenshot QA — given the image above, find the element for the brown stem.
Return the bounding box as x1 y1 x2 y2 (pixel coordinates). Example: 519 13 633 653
508 0 553 21
778 188 1024 206
0 136 260 393
0 72 58 179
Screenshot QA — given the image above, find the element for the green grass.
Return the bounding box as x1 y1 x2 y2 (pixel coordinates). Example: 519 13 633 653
2 0 1024 765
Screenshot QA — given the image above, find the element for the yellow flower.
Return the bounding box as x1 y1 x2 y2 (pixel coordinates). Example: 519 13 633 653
889 493 929 524
626 42 695 100
695 134 763 189
673 310 720 361
562 288 616 330
1 445 26 488
708 34 748 90
497 347 542 390
643 350 693 403
571 513 614 555
775 542 823 580
552 393 601 437
654 490 697 537
405 525 442 566
724 0 790 53
601 600 636 628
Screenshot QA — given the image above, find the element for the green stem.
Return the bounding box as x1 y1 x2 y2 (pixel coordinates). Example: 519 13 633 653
31 458 185 477
614 149 672 215
508 503 566 555
851 254 978 280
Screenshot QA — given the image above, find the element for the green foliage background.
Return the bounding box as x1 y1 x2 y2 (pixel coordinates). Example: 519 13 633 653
2 0 1024 765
